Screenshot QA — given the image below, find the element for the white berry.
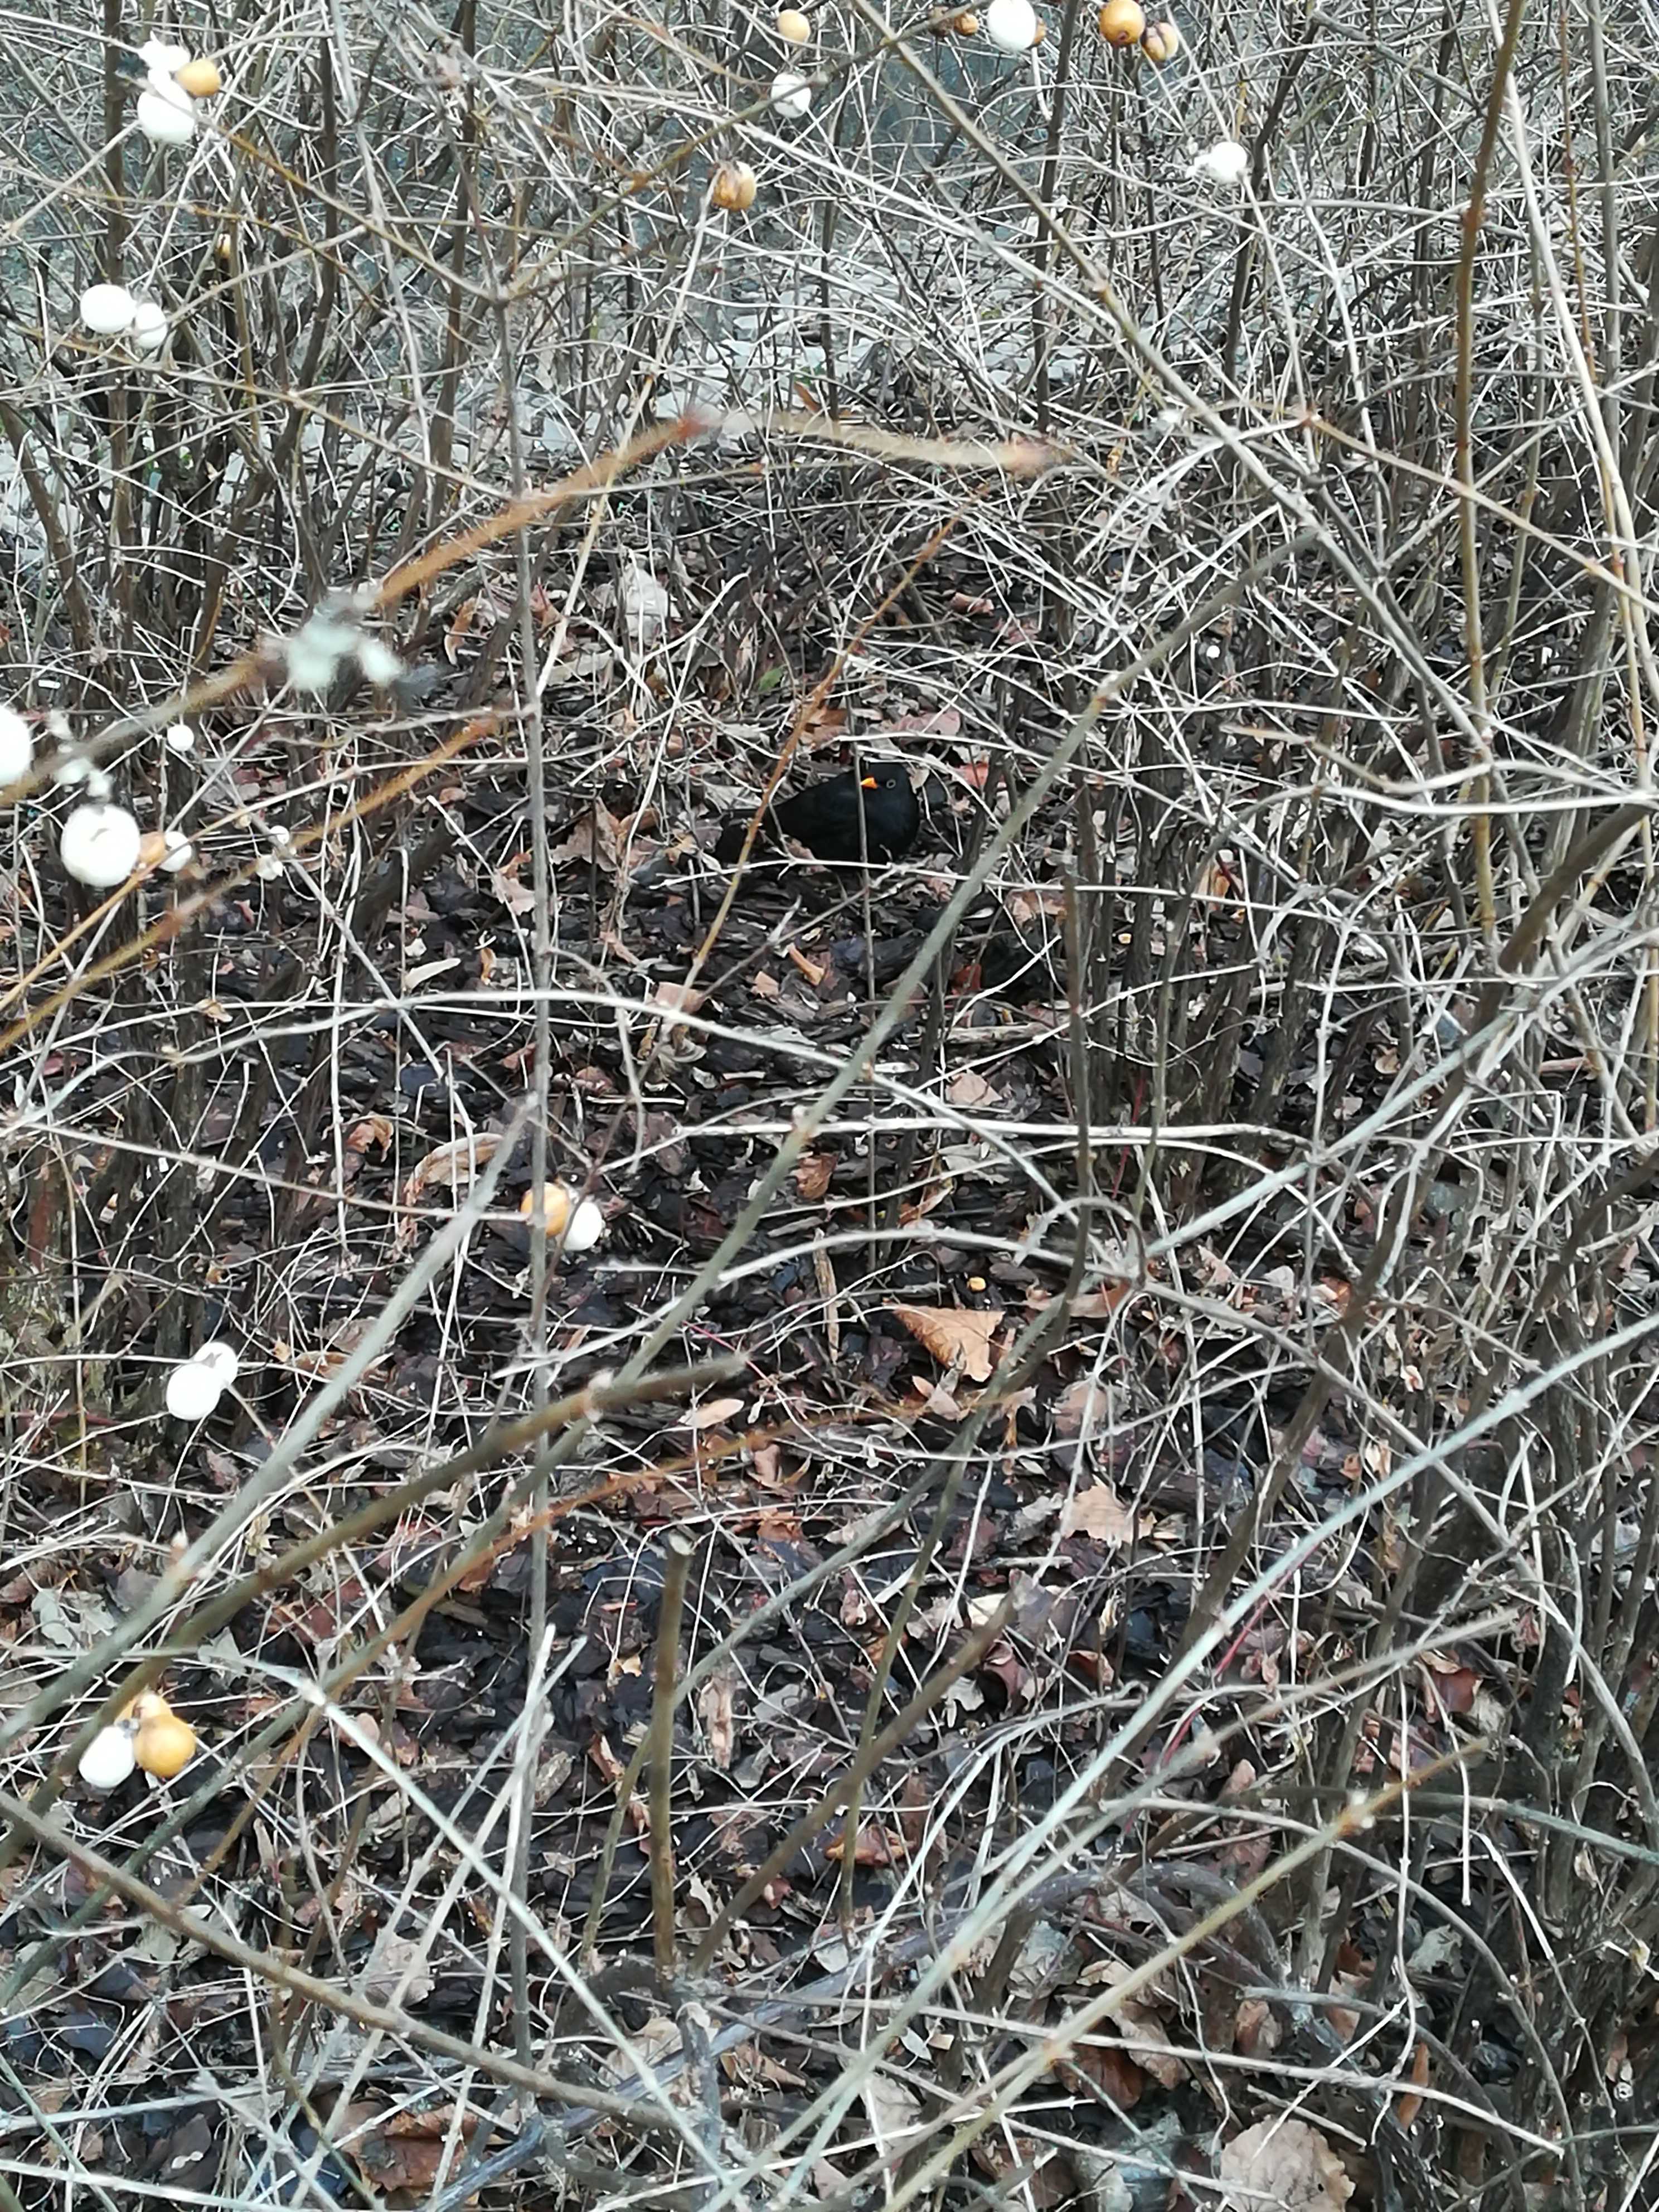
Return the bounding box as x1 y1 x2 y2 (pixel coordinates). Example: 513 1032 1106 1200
137 88 195 145
0 706 31 785
129 300 169 353
61 803 142 889
770 70 812 117
80 284 138 335
79 1724 137 1792
1191 139 1249 186
165 1359 224 1420
564 1198 609 1252
985 0 1039 50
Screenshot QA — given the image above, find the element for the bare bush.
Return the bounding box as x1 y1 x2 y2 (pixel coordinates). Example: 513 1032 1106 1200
3 1 1659 2207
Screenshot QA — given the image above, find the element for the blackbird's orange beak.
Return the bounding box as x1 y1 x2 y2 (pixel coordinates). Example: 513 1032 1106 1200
860 774 878 789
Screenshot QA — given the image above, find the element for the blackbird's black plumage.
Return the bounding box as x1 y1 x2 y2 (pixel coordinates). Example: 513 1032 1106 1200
715 767 920 867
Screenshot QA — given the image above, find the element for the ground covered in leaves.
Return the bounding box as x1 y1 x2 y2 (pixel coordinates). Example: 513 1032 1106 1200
6 551 1648 2212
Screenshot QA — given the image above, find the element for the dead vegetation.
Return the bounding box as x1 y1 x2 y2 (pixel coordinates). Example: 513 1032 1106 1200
3 2 1659 2209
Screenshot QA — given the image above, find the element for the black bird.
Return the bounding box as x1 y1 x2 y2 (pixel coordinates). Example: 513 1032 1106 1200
715 765 920 867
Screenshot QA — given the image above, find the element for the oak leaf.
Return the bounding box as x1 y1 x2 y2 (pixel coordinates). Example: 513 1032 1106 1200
1219 2119 1353 2212
1061 1483 1136 1546
890 1303 1003 1382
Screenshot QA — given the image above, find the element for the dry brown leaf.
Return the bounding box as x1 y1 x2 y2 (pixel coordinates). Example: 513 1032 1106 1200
824 1823 903 1866
891 1303 1003 1382
402 1133 503 1201
491 861 537 916
794 1149 836 1200
1052 1375 1111 1439
443 596 477 663
360 1932 434 2007
600 2015 681 2086
1396 2039 1430 2128
1005 887 1064 926
1068 1281 1131 1317
1090 1963 1185 2088
344 2104 481 2198
345 1114 394 1156
682 1396 745 1431
1064 2040 1144 2108
1234 1997 1280 2056
948 1068 1003 1109
1061 1483 1137 1546
698 1670 736 1770
1218 2118 1353 2212
813 1235 841 1360
862 2074 924 2150
547 803 625 871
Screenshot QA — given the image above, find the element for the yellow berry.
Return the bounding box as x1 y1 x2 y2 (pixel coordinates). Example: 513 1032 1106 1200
134 1710 197 1779
1097 0 1146 44
173 57 222 96
1140 16 1181 59
520 1182 577 1234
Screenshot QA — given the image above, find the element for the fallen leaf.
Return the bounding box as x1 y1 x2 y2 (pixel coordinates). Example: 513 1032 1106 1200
1090 1962 1185 2088
1064 2040 1144 2107
1061 1483 1136 1546
1235 1997 1280 2056
443 597 477 663
794 1150 836 1200
862 2074 923 2150
547 803 625 871
948 1069 1003 1109
402 1133 503 1201
698 1670 736 1769
343 2105 481 2196
813 1235 841 1360
1219 2119 1353 2212
1052 1376 1111 1439
491 862 537 916
1419 1658 1478 1714
682 1396 745 1431
825 1824 903 1866
891 1303 1003 1382
1396 2039 1430 2128
360 1932 433 2007
600 2014 681 2086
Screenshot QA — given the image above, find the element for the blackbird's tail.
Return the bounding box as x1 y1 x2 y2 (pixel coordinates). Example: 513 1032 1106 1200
716 813 774 865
